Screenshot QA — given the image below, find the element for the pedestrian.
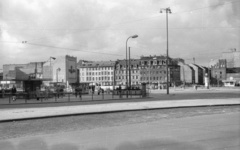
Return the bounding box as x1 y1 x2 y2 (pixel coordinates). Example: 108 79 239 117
11 85 17 101
60 88 64 98
92 86 95 94
119 85 122 98
97 86 101 95
75 87 79 98
79 87 82 99
36 87 40 101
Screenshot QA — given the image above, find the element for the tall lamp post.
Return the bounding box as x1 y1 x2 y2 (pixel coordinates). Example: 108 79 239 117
160 7 171 95
126 35 138 89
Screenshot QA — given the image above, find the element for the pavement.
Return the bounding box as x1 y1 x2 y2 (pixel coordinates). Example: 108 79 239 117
0 97 240 122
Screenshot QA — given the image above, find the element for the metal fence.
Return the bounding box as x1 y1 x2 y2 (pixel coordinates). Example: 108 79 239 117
0 90 149 104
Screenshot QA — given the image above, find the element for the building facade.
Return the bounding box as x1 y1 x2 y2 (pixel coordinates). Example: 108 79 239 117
2 62 44 90
188 64 204 85
78 60 115 89
178 62 195 84
43 55 77 86
115 59 141 88
114 55 181 89
139 55 180 89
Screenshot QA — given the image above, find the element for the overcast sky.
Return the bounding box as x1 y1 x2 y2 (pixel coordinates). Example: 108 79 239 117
0 0 239 69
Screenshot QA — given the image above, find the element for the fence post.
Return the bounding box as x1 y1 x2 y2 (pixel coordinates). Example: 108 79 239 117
9 94 11 104
92 91 93 100
102 91 104 100
25 93 27 103
68 93 70 101
79 91 82 100
112 90 114 99
41 93 43 103
55 93 57 102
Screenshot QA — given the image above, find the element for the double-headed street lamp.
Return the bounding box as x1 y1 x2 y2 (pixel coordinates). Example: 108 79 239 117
126 35 138 89
160 7 171 95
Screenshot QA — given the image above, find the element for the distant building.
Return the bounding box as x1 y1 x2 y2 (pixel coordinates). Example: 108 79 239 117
210 49 240 86
77 60 115 89
115 59 141 88
2 62 44 90
43 55 78 86
221 48 240 68
178 62 195 84
139 55 180 89
0 72 3 81
189 64 204 85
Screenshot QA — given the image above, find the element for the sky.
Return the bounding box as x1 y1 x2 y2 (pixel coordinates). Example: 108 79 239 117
0 0 239 69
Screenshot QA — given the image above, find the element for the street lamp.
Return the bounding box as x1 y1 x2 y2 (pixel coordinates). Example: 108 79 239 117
49 57 56 81
126 35 138 90
56 68 61 83
160 7 171 95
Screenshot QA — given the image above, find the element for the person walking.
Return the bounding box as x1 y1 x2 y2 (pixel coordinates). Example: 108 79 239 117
75 87 79 98
36 87 40 101
11 85 17 101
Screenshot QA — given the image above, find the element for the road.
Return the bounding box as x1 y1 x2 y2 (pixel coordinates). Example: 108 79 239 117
0 106 240 150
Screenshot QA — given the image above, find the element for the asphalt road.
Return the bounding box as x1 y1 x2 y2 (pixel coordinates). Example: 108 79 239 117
0 106 240 150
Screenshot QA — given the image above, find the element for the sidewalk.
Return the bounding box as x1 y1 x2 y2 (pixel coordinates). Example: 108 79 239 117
0 98 239 122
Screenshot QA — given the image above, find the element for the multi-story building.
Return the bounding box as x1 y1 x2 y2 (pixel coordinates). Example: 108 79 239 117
188 64 204 85
210 49 240 86
139 55 180 89
221 48 240 68
43 55 78 87
178 62 195 84
115 59 141 88
77 60 115 89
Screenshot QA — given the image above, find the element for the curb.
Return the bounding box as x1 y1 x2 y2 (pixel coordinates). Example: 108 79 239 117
1 100 239 123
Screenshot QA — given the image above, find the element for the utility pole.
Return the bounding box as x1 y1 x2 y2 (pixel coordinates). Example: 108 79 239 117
160 7 171 95
128 47 131 89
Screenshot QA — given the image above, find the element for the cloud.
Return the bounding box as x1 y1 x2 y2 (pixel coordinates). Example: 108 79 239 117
0 0 239 68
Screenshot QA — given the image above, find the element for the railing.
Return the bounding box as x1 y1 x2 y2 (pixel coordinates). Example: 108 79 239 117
0 90 149 105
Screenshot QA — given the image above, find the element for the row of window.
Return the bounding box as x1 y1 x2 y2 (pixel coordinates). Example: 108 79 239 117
116 81 139 85
84 76 113 81
116 65 167 69
141 76 166 81
141 71 166 75
141 60 167 66
115 76 167 81
84 72 113 76
80 67 113 71
116 70 139 74
116 76 139 80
